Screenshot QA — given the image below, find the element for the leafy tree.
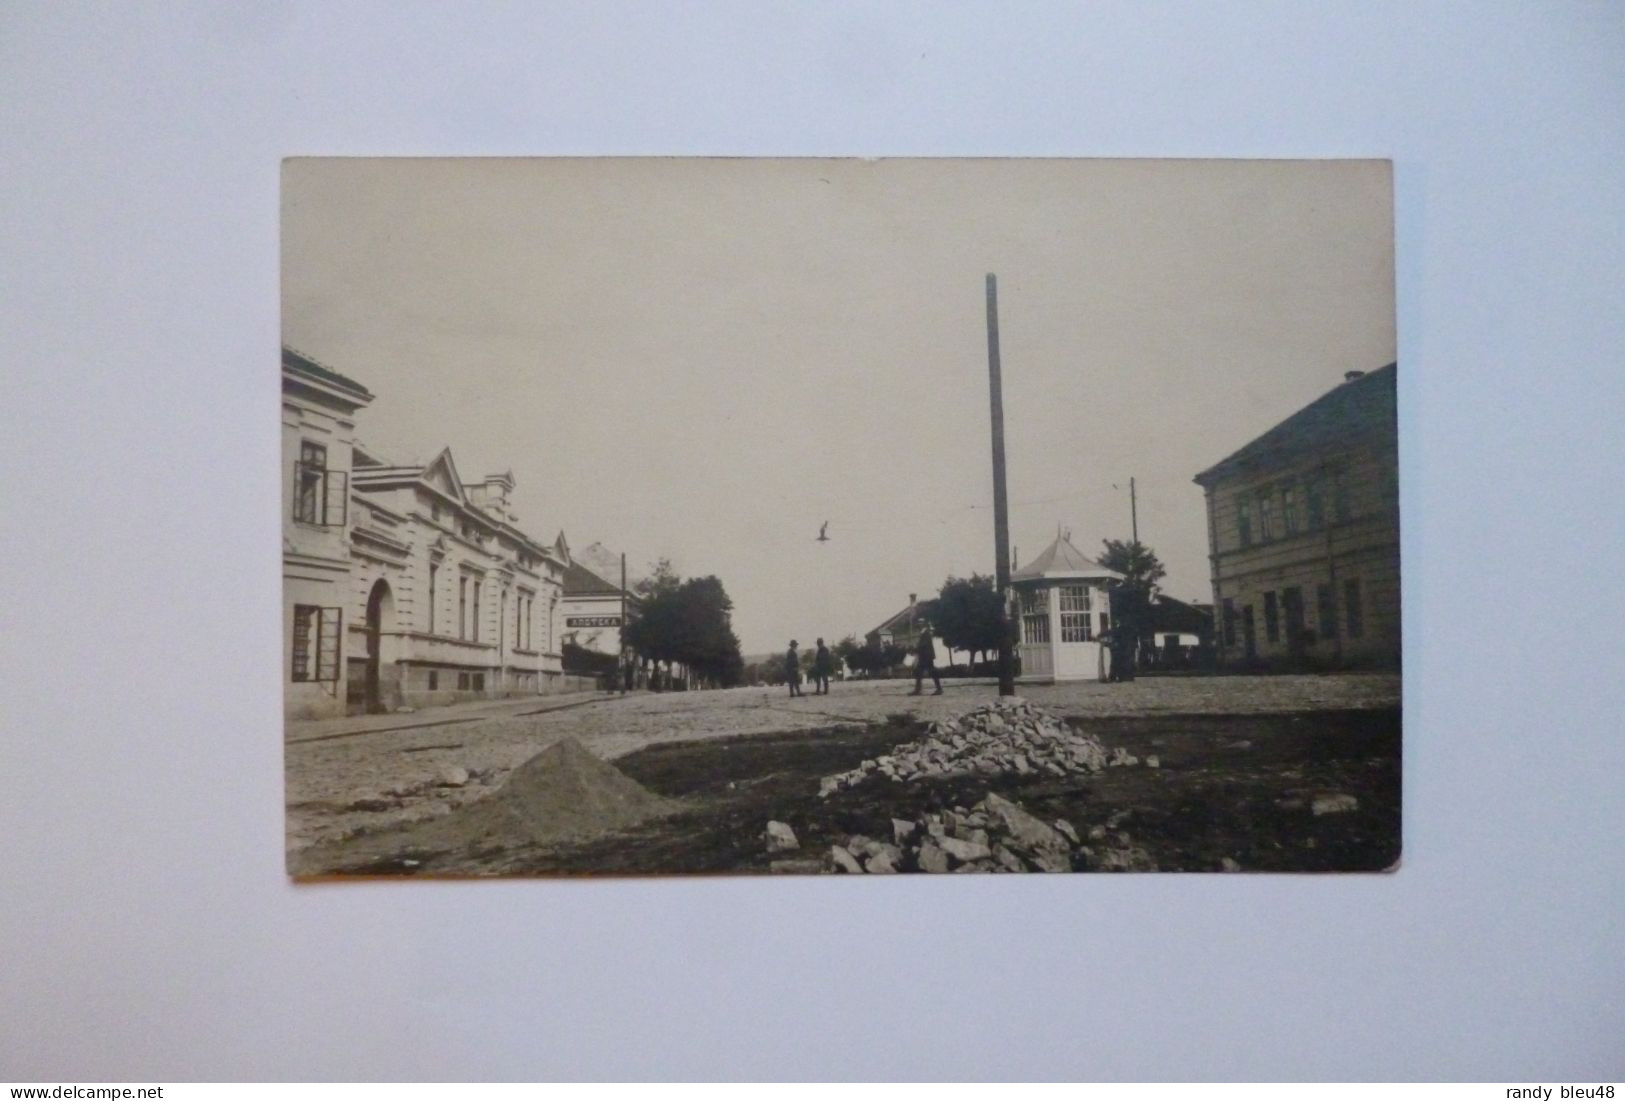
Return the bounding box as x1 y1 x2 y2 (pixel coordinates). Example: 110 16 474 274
929 574 1007 666
1099 539 1166 595
634 557 682 600
1099 539 1165 664
835 635 866 678
624 569 745 689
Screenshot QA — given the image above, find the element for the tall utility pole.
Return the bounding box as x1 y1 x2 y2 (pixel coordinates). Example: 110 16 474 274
620 552 628 695
986 273 1015 696
1130 476 1138 544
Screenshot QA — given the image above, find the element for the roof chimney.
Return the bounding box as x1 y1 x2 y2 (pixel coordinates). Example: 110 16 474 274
909 593 917 606
1344 370 1366 383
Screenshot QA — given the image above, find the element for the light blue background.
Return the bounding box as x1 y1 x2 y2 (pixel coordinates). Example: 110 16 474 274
2 1 1622 1082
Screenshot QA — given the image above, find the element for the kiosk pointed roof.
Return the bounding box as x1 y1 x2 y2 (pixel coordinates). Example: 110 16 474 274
1012 533 1124 583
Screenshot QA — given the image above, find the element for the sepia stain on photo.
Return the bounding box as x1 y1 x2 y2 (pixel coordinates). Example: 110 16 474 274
281 158 1399 877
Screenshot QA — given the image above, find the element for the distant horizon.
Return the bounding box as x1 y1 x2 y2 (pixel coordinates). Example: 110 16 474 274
283 158 1394 654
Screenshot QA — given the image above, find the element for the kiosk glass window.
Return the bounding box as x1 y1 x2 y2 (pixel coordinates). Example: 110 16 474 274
1019 589 1050 645
1059 585 1094 642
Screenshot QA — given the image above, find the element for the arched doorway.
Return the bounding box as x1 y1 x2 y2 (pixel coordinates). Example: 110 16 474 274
364 578 394 714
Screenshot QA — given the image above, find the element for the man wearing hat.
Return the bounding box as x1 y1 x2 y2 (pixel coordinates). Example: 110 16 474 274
784 640 804 698
909 623 943 696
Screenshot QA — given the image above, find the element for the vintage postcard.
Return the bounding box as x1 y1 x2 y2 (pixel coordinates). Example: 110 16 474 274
282 157 1398 876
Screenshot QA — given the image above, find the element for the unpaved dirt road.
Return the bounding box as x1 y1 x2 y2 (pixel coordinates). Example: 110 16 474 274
285 673 1399 859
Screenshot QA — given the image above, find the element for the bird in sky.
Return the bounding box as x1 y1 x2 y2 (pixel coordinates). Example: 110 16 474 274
816 521 830 542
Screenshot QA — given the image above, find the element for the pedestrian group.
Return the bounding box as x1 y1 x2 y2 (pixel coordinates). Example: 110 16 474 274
782 626 943 698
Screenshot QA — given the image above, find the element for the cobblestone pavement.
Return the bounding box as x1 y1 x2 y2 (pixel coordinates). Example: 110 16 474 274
284 673 1400 856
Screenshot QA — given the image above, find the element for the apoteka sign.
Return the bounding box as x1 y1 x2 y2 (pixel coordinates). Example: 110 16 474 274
566 616 622 628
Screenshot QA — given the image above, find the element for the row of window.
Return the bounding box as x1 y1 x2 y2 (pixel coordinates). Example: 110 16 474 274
1220 578 1364 650
292 616 508 693
428 501 543 571
297 438 550 582
1235 473 1349 548
426 563 548 650
1017 586 1113 645
425 671 486 692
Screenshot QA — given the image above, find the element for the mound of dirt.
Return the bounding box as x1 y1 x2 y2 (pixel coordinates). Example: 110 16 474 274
291 737 682 875
462 736 682 845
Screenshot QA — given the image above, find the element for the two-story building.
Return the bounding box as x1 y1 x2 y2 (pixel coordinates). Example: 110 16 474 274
283 345 601 715
1193 363 1400 669
346 446 572 711
283 347 373 719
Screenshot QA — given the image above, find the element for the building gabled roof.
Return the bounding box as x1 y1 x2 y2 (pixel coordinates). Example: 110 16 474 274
1147 594 1213 635
353 446 470 506
562 560 632 599
422 447 469 506
351 445 561 564
576 542 644 589
1011 534 1124 583
867 600 926 639
281 345 374 400
1193 363 1397 487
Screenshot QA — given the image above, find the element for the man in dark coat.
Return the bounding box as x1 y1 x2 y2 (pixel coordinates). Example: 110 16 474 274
909 624 943 695
784 640 804 698
812 638 834 695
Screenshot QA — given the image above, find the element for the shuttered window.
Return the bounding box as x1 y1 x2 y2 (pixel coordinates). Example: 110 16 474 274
291 605 341 682
293 442 347 526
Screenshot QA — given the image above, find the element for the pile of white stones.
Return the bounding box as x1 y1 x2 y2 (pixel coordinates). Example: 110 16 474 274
818 696 1144 798
819 793 1156 874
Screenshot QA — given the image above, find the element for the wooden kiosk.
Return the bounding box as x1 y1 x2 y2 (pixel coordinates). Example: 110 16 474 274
1009 533 1125 684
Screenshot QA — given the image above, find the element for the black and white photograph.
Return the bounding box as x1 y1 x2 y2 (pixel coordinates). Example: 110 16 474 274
9 1 1625 1084
282 157 1399 877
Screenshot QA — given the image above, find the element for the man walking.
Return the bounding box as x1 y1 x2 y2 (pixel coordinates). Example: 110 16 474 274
910 623 943 696
784 640 804 698
812 637 834 695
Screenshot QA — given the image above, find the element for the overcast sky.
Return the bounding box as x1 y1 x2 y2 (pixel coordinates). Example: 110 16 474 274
283 158 1394 655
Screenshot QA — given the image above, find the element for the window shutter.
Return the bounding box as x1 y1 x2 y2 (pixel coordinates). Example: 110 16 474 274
317 607 342 681
323 469 348 527
291 605 314 681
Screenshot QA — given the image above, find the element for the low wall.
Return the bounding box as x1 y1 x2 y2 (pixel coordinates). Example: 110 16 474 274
545 672 601 694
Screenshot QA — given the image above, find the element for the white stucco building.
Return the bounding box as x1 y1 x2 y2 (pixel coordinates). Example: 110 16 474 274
283 347 374 719
283 345 607 716
345 445 575 711
1009 534 1124 684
